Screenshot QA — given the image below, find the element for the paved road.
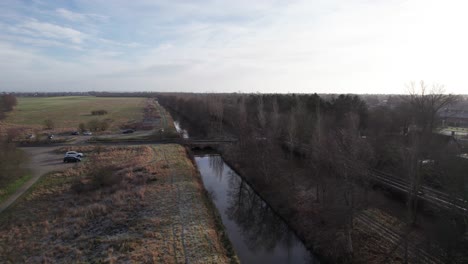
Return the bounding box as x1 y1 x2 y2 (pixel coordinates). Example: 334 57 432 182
0 147 72 214
17 138 237 148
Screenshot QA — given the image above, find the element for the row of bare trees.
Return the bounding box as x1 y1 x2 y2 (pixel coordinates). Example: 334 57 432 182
157 86 466 262
158 93 374 260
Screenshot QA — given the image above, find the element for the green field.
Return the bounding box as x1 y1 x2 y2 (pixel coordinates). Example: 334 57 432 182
3 96 145 131
0 173 32 204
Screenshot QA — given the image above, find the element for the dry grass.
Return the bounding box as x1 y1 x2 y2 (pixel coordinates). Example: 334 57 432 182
0 144 232 263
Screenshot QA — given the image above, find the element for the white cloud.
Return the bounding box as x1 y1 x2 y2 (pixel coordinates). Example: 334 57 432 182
1 0 468 94
13 19 87 44
0 34 83 50
55 8 107 22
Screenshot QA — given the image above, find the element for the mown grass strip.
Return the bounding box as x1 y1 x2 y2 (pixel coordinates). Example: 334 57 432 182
0 173 32 204
0 170 73 223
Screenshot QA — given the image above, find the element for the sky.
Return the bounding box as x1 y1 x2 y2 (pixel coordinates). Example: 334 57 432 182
0 0 467 94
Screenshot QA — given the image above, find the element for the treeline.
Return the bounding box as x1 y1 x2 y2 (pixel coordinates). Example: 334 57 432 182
159 93 367 138
8 92 90 97
157 88 467 262
158 92 375 261
159 90 465 191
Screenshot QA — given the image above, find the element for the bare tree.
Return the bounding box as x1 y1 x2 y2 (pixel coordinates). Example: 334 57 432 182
403 82 460 226
406 81 460 133
286 110 296 157
237 95 249 150
207 95 224 137
257 96 266 136
270 97 280 140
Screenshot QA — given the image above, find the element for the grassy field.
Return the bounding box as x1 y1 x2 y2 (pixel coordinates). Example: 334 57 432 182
2 96 145 132
0 173 32 204
88 99 180 142
0 144 234 263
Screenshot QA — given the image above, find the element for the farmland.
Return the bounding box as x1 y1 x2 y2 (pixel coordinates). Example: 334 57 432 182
1 96 145 133
0 144 234 263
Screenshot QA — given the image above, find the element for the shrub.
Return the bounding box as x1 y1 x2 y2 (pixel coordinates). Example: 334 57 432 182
6 128 21 142
91 165 123 188
71 165 123 194
43 119 54 130
91 110 108 115
0 140 25 185
99 119 111 131
87 119 111 131
0 94 17 112
87 119 100 132
78 123 86 132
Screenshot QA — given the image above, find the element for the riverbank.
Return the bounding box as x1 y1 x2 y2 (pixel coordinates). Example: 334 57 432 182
0 144 236 263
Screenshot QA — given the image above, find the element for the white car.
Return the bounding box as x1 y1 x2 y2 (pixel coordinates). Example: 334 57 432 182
65 151 83 158
83 131 92 136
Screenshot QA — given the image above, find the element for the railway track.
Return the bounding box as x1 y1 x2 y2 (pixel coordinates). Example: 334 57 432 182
355 210 443 264
368 169 468 215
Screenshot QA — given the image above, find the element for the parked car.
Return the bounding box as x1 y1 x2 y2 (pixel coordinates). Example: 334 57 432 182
71 131 79 135
48 134 54 139
63 156 81 163
83 131 92 136
122 129 135 134
65 151 83 158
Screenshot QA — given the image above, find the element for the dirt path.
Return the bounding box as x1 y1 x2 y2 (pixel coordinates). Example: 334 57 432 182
0 147 72 213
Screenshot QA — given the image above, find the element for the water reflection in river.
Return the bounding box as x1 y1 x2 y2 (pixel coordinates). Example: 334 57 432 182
195 155 318 264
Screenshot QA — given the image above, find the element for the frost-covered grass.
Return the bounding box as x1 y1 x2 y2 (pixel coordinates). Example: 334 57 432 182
0 144 232 263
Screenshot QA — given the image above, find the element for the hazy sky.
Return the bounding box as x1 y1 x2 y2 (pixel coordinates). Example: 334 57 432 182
0 0 467 94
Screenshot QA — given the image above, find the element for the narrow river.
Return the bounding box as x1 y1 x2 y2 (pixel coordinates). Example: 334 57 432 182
174 121 318 263
195 155 317 263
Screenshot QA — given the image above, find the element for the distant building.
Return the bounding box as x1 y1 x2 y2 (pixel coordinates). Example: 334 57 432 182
440 109 468 127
